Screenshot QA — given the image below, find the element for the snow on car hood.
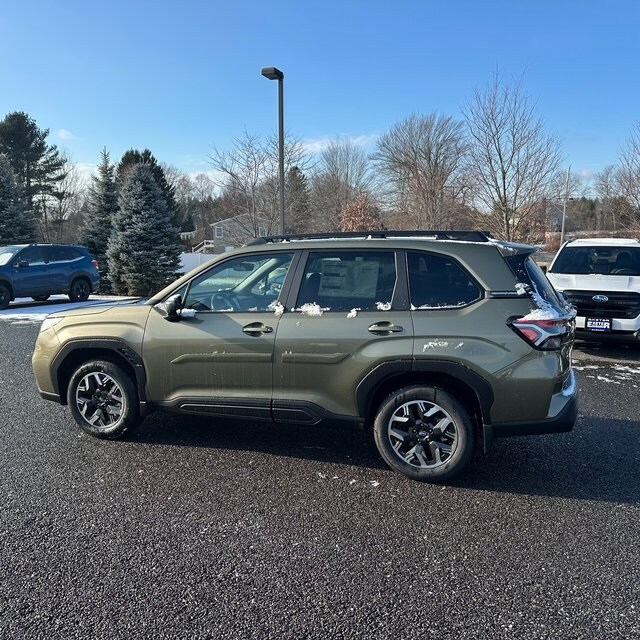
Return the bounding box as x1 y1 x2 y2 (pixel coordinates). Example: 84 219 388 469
547 273 640 292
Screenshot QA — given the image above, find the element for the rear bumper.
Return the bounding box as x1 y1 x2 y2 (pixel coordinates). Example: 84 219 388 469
575 328 640 342
486 392 578 440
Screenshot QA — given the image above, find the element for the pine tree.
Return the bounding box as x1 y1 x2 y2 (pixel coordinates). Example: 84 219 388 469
0 154 37 243
116 149 181 230
0 111 66 221
79 149 118 291
286 166 311 233
107 164 181 296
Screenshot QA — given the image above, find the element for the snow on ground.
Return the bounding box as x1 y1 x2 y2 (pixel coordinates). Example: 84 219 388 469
0 295 139 325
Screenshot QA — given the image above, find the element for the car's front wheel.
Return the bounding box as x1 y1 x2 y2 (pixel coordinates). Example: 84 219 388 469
67 360 141 439
0 283 10 310
69 277 91 302
373 386 474 482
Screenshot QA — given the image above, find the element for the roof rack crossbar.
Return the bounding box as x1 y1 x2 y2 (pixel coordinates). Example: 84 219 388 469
245 230 491 246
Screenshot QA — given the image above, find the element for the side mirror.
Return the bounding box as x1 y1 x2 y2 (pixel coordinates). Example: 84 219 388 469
163 294 182 322
18 259 29 268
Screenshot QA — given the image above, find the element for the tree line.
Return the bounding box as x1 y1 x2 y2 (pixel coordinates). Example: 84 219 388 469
2 72 640 294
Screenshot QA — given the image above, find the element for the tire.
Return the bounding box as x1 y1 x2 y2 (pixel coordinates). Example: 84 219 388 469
0 283 10 310
67 360 142 439
373 385 474 482
32 295 50 302
69 277 91 302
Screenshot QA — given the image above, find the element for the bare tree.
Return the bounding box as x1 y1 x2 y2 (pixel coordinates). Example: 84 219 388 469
37 157 84 242
463 74 561 241
616 123 640 229
209 131 271 237
373 113 467 229
209 131 310 236
310 138 374 231
593 165 631 231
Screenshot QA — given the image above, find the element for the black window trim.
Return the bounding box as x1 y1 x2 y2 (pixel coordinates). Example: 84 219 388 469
406 249 484 311
285 248 403 312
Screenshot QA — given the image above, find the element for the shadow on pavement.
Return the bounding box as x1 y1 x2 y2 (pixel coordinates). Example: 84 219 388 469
133 412 640 504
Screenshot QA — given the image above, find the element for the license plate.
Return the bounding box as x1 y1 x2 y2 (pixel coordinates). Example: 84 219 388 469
586 317 611 332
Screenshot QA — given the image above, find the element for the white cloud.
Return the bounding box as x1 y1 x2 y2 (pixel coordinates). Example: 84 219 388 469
301 133 379 155
56 128 76 141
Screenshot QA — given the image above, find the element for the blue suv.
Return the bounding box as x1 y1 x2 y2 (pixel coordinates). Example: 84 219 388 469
0 243 100 309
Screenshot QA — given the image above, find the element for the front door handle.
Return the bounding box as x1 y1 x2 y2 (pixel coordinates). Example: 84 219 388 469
368 322 404 335
243 322 273 335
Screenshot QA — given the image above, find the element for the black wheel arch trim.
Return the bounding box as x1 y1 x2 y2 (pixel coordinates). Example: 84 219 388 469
0 278 14 299
356 359 494 423
50 338 149 414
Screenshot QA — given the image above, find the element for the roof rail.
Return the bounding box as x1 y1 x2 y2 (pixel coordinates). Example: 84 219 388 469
245 230 491 246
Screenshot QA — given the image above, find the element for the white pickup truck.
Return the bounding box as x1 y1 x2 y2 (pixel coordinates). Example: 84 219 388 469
546 237 640 341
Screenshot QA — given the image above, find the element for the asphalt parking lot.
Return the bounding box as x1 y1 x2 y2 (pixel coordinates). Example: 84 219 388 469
1 305 639 639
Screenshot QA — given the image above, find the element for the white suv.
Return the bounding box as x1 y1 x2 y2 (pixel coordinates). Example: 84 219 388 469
547 238 640 340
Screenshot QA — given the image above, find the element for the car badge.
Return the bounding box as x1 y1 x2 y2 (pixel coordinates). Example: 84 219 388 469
592 294 609 303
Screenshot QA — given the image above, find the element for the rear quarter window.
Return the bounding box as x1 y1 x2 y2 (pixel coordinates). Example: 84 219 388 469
408 251 481 309
506 254 567 315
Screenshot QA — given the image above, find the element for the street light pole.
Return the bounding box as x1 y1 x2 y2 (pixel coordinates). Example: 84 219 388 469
261 66 285 234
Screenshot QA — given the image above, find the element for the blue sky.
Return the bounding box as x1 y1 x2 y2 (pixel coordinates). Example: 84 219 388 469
1 0 639 183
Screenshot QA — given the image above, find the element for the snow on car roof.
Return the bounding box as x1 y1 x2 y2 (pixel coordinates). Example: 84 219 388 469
566 237 640 246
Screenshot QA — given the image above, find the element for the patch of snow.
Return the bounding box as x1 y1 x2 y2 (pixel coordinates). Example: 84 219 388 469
375 302 391 311
596 375 621 384
613 365 640 375
422 340 449 350
515 282 529 295
346 308 361 318
297 303 327 317
268 301 285 316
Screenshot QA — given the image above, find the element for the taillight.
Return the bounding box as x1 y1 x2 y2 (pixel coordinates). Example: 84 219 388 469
509 316 574 350
91 259 99 270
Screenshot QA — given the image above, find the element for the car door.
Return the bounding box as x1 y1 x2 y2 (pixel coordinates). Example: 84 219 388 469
45 246 73 292
142 251 295 420
12 246 50 297
272 249 413 423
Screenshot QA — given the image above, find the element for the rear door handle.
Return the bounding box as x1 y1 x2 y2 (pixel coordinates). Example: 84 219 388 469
368 322 404 335
243 322 274 335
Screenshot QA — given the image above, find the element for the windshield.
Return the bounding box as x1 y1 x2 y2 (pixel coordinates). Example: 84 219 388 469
550 245 640 276
0 246 22 266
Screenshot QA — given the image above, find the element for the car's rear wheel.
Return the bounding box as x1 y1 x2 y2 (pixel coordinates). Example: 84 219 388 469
32 295 50 302
67 360 141 439
373 386 474 482
0 283 10 310
69 277 91 302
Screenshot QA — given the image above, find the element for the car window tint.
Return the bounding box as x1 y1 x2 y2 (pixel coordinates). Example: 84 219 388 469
408 251 481 309
296 250 396 311
49 246 71 262
550 246 640 276
184 252 294 312
19 246 47 265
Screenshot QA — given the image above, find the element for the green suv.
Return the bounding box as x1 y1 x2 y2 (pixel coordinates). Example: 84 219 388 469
32 231 577 482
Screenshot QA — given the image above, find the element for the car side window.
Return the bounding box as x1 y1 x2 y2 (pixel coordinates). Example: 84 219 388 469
18 246 47 266
183 252 294 312
49 246 72 262
296 250 397 311
408 251 481 309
